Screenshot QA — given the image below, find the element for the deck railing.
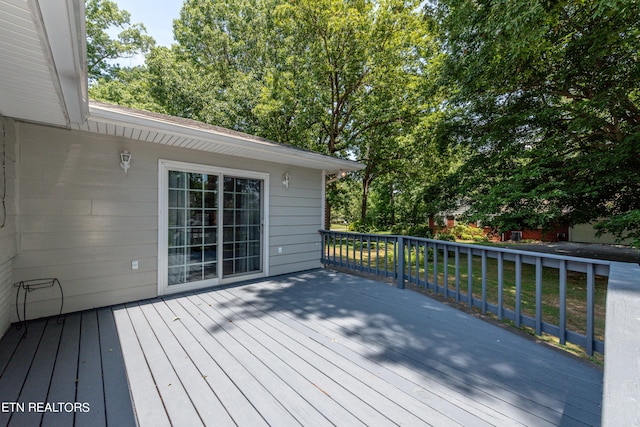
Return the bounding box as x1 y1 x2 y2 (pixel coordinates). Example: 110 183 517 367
320 230 611 356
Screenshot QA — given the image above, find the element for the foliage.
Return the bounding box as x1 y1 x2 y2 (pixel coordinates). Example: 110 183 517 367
88 66 164 111
432 0 640 242
451 224 488 242
85 0 155 81
390 223 433 239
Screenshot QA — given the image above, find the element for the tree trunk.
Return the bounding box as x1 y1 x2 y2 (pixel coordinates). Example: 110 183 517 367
361 168 373 222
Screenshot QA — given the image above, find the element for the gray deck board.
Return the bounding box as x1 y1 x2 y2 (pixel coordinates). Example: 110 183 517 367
75 311 105 427
125 303 204 426
198 290 464 427
0 319 46 426
97 307 137 427
258 282 594 424
182 293 384 427
136 301 235 426
112 305 171 427
9 319 63 427
209 288 490 427
150 298 269 426
1 269 604 426
163 297 302 426
42 313 81 427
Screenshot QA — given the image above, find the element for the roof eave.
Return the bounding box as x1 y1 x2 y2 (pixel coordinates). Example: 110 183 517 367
88 103 364 172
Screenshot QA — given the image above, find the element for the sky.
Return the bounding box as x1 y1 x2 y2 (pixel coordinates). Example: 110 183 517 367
111 0 183 66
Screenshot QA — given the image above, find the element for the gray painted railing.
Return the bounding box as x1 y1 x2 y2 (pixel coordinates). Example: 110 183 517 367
320 230 612 356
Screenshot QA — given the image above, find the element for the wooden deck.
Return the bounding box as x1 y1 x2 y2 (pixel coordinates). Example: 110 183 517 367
1 270 603 426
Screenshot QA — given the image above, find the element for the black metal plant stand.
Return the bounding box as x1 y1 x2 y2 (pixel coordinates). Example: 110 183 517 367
13 278 64 334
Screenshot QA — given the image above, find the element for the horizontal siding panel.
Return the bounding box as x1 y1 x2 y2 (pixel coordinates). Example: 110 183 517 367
271 195 320 209
270 225 322 237
91 200 157 217
12 257 157 284
270 215 322 227
21 215 157 233
21 198 92 216
20 180 157 202
20 230 157 251
270 206 321 218
270 234 321 246
13 244 157 269
38 169 158 188
0 232 17 258
270 187 321 199
270 250 321 268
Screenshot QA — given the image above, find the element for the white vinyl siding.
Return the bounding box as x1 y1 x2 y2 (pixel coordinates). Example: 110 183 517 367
13 122 324 320
0 119 18 337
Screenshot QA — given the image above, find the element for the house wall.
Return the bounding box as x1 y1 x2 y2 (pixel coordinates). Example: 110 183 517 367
0 119 19 337
13 122 324 321
570 222 633 245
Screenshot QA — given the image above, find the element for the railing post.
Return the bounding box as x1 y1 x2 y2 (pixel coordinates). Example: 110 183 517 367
397 236 405 289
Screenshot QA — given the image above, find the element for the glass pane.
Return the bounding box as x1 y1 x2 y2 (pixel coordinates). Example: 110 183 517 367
188 191 202 209
168 229 185 247
223 177 234 192
168 266 185 286
204 263 217 279
204 228 217 244
249 256 261 271
169 171 186 189
223 210 234 225
169 190 185 208
203 245 217 262
189 210 204 225
223 193 234 209
203 210 217 226
168 209 185 227
187 246 203 264
168 248 185 267
189 174 203 190
235 258 247 273
223 227 234 242
204 175 217 191
187 264 203 282
204 191 217 209
188 228 202 246
223 260 234 276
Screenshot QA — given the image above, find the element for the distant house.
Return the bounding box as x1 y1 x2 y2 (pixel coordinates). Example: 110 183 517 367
0 1 362 337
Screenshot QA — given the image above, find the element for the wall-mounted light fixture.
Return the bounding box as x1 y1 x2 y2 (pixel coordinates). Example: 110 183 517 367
120 150 132 174
282 172 291 188
326 170 347 184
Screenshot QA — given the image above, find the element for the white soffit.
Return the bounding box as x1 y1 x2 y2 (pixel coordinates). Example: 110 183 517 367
83 101 364 172
0 0 87 127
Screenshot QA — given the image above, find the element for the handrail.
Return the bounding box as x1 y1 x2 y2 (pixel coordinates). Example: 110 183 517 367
320 229 613 356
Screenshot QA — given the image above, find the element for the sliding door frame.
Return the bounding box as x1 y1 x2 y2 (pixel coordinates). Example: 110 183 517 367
158 159 270 295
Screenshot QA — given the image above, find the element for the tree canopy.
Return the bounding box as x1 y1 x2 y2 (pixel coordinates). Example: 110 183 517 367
85 0 155 81
431 0 640 244
87 0 640 245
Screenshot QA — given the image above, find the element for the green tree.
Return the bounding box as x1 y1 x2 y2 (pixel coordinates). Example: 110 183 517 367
89 66 164 111
434 0 640 243
85 0 155 81
266 0 439 225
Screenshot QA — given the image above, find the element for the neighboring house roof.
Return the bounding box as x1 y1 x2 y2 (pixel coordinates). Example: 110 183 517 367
0 0 88 127
83 101 364 172
0 1 361 173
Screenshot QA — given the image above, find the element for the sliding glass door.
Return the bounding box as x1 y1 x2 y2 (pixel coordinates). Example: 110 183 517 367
160 161 266 293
